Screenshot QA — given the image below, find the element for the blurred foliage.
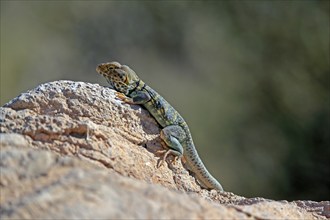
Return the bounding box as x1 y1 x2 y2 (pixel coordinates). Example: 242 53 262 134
1 1 329 200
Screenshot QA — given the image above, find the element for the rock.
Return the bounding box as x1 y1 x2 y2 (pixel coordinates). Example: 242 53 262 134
0 143 236 219
0 80 327 219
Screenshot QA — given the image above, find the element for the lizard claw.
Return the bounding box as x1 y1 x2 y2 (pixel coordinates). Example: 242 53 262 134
115 92 133 103
115 92 126 100
157 149 180 168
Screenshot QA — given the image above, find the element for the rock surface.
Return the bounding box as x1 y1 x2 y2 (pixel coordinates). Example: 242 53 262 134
0 80 328 219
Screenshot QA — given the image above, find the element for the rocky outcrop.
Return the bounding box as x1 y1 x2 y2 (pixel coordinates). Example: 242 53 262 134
0 80 328 219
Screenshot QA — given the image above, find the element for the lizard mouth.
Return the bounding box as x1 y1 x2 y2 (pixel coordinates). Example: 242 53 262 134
96 64 105 75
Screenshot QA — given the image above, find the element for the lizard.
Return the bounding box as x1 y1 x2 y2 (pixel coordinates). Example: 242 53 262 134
96 61 224 191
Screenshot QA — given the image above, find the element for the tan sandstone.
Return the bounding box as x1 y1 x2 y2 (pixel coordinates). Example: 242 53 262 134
0 80 328 219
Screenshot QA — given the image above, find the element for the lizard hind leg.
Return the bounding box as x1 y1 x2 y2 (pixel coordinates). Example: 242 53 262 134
158 125 186 167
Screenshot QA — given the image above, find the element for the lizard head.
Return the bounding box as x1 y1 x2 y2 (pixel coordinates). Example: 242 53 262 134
96 61 140 94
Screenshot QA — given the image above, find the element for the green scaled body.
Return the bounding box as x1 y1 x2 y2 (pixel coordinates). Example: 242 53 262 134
96 61 224 191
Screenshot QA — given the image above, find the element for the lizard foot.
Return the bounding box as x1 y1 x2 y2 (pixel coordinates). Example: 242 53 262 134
115 92 134 103
157 149 180 168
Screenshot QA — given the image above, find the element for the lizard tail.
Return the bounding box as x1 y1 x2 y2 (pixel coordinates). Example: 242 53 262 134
184 139 224 191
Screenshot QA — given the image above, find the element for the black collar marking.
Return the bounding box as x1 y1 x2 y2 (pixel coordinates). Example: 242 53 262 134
128 79 141 95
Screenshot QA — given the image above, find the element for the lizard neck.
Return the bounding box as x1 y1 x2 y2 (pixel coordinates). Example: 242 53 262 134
127 79 146 95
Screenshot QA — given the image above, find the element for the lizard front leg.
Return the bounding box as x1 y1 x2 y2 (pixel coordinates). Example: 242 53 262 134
159 125 186 166
116 90 151 104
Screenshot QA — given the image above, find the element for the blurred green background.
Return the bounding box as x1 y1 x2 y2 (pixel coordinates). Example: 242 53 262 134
1 1 329 201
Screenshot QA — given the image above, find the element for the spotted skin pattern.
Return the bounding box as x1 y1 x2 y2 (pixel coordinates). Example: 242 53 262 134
96 61 224 191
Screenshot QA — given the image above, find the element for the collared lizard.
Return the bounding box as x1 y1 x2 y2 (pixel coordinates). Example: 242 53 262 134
96 61 224 191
